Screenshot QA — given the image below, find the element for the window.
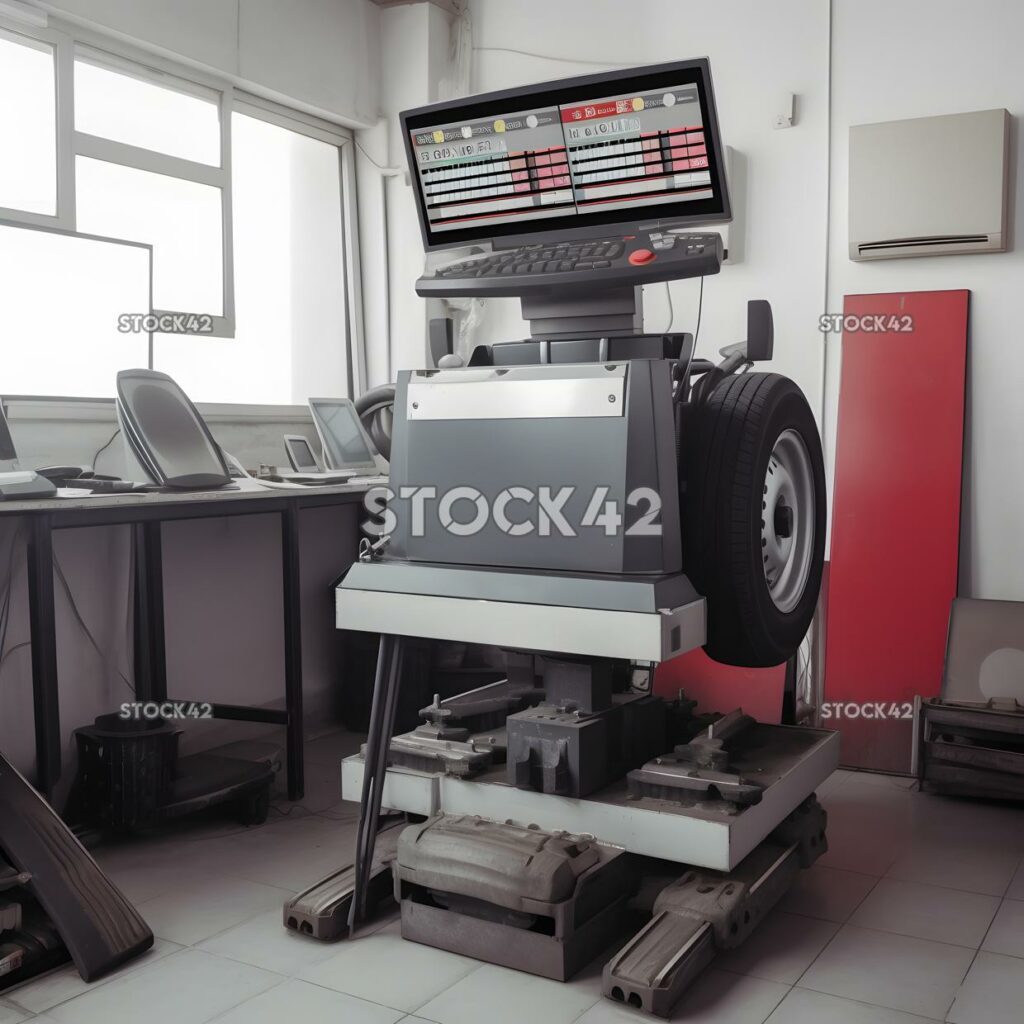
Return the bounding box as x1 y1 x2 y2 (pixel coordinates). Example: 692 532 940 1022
0 16 357 403
74 56 220 166
76 156 224 315
153 112 348 404
70 48 233 334
0 31 56 216
0 223 150 396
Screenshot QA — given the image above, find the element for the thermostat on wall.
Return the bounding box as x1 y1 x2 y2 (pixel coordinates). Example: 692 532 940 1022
849 108 1010 260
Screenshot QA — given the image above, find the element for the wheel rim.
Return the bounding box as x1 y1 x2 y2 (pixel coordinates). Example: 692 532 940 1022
761 429 815 613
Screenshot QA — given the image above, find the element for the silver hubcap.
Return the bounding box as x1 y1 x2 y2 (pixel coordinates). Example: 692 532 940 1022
761 429 815 613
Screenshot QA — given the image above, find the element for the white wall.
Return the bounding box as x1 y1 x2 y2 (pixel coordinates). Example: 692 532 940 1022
461 0 831 414
826 0 1024 601
373 0 1023 604
32 0 381 126
362 1 454 381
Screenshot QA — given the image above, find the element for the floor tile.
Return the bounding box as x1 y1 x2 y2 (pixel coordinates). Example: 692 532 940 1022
1004 857 1024 900
98 856 216 906
416 962 600 1024
209 978 401 1023
6 938 181 1014
797 925 974 1019
981 898 1024 958
138 873 294 945
780 864 879 923
885 840 1020 896
764 987 942 1022
815 769 855 797
817 787 912 876
572 969 788 1024
303 730 364 766
947 950 1024 1024
45 948 282 1024
844 772 919 791
298 923 480 1013
903 796 1024 853
198 907 345 974
717 910 839 984
0 1000 30 1024
272 757 347 815
190 814 357 892
848 877 999 948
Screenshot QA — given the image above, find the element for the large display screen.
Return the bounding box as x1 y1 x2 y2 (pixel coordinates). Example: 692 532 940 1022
402 60 729 249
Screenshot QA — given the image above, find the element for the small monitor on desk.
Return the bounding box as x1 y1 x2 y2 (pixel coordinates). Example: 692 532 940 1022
0 401 17 466
283 434 321 474
308 398 381 474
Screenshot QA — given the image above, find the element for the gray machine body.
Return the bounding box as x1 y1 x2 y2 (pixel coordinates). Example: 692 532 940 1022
385 359 681 575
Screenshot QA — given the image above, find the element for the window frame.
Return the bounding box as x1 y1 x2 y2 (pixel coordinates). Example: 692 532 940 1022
0 12 362 400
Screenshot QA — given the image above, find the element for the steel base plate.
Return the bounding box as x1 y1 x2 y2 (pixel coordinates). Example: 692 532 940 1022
342 724 839 871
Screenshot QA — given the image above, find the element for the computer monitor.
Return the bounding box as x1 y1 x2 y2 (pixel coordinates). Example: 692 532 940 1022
308 398 380 473
116 369 231 489
0 402 17 465
283 434 321 474
402 58 730 252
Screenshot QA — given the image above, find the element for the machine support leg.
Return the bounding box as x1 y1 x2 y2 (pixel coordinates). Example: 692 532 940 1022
780 651 798 726
349 633 404 930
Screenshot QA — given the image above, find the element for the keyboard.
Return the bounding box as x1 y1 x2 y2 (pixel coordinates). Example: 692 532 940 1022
61 477 151 493
416 231 722 298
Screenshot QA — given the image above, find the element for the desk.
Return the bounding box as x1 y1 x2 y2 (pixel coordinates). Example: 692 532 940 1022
0 480 371 803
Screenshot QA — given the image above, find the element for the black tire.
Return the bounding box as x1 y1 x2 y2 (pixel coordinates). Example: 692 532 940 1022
354 385 396 461
682 372 826 667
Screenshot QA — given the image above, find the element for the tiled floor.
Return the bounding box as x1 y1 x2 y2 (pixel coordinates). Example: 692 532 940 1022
3 736 1024 1023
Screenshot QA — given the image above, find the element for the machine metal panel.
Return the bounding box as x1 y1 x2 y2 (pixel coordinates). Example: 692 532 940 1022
335 585 706 662
340 726 839 872
339 561 698 613
406 365 627 421
387 360 681 575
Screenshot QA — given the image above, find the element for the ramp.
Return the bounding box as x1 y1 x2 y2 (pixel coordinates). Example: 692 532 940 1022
0 751 153 981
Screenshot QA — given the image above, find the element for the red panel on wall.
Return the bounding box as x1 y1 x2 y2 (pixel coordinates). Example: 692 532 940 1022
824 290 968 772
656 649 785 723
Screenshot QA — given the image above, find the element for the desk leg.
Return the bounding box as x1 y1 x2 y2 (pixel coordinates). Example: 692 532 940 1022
27 515 60 800
281 504 304 800
132 522 167 702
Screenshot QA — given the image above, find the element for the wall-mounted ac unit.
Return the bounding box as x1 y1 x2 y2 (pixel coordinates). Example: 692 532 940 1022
849 108 1010 261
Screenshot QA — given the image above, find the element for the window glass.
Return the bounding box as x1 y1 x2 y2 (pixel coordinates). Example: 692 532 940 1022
75 156 223 315
153 113 347 403
75 57 220 166
0 33 57 214
0 224 149 396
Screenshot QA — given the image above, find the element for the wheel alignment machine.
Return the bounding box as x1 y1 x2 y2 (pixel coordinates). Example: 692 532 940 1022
286 58 837 1018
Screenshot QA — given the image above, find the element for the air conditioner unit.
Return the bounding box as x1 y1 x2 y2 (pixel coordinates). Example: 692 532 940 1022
849 108 1010 261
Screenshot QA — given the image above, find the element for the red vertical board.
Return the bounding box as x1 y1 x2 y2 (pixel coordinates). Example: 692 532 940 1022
824 290 968 771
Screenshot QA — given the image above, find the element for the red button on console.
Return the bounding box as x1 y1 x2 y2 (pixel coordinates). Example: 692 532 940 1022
628 248 656 265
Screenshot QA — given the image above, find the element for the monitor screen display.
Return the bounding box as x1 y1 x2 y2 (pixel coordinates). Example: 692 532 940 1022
286 436 319 473
0 403 17 462
403 59 729 250
309 399 376 471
